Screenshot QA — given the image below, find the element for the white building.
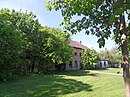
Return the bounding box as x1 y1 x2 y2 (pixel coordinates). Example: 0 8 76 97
98 60 110 68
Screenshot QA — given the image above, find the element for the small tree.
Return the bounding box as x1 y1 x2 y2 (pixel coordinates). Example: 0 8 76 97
81 49 98 69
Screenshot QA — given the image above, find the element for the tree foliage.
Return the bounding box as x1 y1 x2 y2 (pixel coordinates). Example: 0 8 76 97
0 9 25 81
81 49 98 69
98 48 122 67
0 8 72 81
38 27 73 70
46 0 130 47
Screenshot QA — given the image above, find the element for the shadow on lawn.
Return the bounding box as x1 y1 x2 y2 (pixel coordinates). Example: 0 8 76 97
95 68 109 71
0 74 93 97
57 70 98 77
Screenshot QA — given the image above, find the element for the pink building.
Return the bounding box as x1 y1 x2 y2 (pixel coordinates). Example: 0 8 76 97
66 40 85 70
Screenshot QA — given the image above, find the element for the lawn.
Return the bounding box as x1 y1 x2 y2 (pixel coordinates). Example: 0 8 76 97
0 70 125 97
95 68 123 74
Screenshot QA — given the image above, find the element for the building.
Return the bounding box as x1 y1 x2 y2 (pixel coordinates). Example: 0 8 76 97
98 60 110 68
98 60 122 68
66 40 85 70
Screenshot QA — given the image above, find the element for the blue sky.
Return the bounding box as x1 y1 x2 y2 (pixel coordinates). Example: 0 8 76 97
0 0 116 51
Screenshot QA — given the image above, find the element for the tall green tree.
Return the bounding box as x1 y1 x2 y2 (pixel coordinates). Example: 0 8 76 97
39 27 73 71
46 0 130 96
10 9 40 73
0 8 72 80
0 9 24 81
0 8 40 80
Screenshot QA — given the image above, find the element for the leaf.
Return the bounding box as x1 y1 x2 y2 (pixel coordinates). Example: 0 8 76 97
85 30 90 35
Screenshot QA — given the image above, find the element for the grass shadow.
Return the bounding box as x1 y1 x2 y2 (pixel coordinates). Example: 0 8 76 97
0 74 93 97
95 68 109 71
56 70 98 77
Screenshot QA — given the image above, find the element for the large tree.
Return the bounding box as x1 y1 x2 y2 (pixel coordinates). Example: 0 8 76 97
10 9 40 73
38 27 73 71
46 0 130 96
0 9 25 81
0 8 40 80
0 8 73 80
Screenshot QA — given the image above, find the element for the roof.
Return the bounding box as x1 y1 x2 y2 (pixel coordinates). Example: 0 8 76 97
69 40 85 49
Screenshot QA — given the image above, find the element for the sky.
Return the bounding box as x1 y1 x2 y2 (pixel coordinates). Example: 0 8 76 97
0 0 117 51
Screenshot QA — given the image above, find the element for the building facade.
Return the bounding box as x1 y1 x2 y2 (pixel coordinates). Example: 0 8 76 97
66 40 85 70
98 60 110 68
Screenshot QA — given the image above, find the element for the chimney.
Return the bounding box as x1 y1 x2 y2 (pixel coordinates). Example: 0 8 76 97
80 41 82 44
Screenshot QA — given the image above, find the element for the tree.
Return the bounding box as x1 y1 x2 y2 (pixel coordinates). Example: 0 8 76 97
46 0 130 96
0 8 40 80
0 9 24 81
38 27 73 71
11 10 40 73
98 48 122 67
81 49 98 69
11 9 41 73
0 8 73 80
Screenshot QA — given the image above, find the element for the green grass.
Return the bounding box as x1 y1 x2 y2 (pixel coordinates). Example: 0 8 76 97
0 70 125 97
96 68 123 74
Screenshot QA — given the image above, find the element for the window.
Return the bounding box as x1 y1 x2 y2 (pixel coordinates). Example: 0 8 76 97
100 62 102 67
104 61 106 67
75 60 78 68
69 62 72 68
74 52 77 56
79 53 82 57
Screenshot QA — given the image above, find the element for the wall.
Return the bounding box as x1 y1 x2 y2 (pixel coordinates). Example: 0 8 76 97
66 47 82 70
98 60 109 68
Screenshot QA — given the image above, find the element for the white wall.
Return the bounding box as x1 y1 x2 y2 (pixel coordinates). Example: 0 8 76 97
98 60 109 68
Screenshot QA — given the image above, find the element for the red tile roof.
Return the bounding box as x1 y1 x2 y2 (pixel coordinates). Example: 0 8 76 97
69 40 85 49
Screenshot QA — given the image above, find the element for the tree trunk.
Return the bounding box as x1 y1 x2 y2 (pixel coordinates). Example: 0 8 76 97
31 59 35 73
119 1 130 95
121 35 130 97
